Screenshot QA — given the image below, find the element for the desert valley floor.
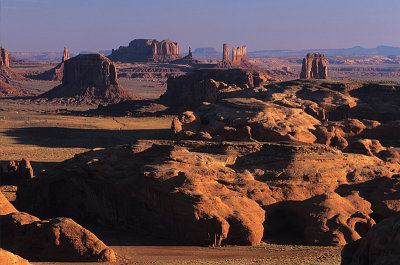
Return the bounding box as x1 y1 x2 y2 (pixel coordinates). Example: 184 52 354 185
1 67 345 265
1 52 400 265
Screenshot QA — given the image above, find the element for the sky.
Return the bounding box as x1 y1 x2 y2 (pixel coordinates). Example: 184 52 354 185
0 0 399 53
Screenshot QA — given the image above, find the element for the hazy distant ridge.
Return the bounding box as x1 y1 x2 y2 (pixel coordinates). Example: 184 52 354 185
10 46 400 61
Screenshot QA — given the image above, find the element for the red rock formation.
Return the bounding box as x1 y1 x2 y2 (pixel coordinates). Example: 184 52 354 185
0 212 116 262
41 53 137 104
0 249 30 265
108 39 181 62
0 46 10 69
218 43 252 68
16 140 400 246
341 214 400 265
0 191 17 215
300 53 328 79
62 47 70 62
158 68 276 110
223 43 230 62
29 47 70 81
0 46 26 81
0 46 30 97
232 45 247 65
1 158 34 185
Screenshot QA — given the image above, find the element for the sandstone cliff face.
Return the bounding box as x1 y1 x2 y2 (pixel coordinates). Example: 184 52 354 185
0 46 30 96
41 53 137 104
0 46 10 69
158 68 276 110
300 53 328 79
108 39 181 62
16 140 400 247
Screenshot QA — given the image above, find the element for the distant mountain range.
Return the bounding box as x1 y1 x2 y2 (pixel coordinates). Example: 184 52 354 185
247 46 400 58
193 46 400 59
10 46 400 61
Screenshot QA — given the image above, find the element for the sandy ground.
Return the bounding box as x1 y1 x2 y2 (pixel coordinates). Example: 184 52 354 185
32 244 342 265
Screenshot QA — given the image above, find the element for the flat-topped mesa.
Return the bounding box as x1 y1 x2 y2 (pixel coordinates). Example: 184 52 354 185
62 47 70 62
41 53 137 103
108 39 181 63
300 53 328 79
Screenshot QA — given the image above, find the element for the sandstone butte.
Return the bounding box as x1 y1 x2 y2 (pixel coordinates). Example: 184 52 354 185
108 39 181 63
40 53 138 104
217 43 254 69
300 53 328 79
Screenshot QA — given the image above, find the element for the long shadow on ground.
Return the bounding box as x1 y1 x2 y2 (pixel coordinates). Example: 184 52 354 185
4 127 170 149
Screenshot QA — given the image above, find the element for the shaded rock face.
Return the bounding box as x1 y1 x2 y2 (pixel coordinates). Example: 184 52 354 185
341 214 400 265
300 53 328 79
41 53 137 103
109 39 181 62
158 68 276 110
0 212 116 262
1 158 34 185
0 249 31 265
16 140 400 247
265 192 376 246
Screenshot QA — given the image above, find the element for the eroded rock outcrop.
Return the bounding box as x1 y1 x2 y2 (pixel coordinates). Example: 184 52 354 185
41 53 137 103
16 140 400 246
0 190 17 215
29 47 70 81
171 79 400 152
0 46 30 97
171 47 202 65
109 39 181 62
217 43 252 68
158 68 276 110
341 214 400 265
171 98 320 143
0 249 31 265
62 47 70 62
300 53 328 79
0 212 116 262
0 158 34 185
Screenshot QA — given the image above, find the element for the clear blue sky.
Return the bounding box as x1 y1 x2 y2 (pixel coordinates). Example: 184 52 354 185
1 0 399 53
